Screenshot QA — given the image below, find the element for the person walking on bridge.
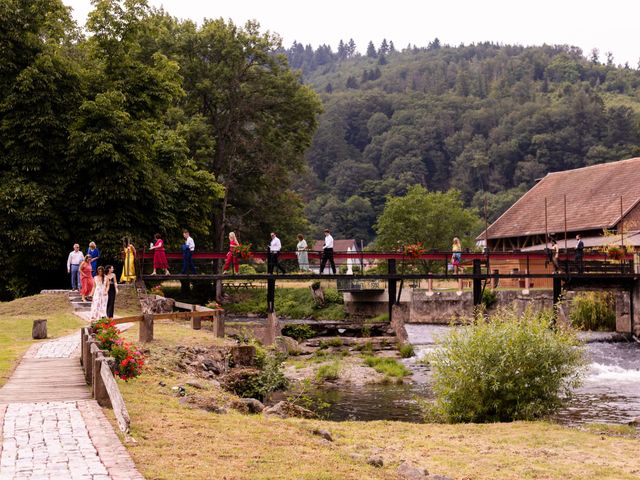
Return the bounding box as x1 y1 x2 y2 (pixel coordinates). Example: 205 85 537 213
575 234 584 273
223 232 240 274
180 230 197 274
320 229 336 274
268 232 286 274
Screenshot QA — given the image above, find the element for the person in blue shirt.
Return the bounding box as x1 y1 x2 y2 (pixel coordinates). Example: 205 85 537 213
87 241 100 277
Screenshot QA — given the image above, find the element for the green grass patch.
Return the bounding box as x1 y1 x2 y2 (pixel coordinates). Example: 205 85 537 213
0 294 85 386
316 362 341 381
223 287 347 320
398 343 415 358
363 355 410 377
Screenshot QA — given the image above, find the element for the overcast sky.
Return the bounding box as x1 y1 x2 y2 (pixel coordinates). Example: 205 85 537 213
63 0 638 66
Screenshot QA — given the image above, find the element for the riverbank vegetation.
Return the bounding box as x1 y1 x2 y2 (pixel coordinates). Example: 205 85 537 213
0 294 85 385
113 320 640 480
221 287 347 320
570 292 617 331
425 307 586 423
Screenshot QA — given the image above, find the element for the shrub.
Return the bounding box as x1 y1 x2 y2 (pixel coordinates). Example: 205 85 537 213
363 356 410 377
319 338 343 349
96 325 120 351
238 264 257 275
570 292 616 331
322 288 343 304
225 351 288 400
281 324 315 342
398 343 415 358
316 362 340 381
426 307 586 423
110 340 145 381
481 288 497 308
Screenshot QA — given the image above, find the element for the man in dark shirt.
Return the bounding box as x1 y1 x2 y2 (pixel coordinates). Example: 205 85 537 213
575 234 584 273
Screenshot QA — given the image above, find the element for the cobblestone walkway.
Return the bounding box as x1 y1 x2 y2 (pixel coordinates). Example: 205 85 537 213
0 325 143 479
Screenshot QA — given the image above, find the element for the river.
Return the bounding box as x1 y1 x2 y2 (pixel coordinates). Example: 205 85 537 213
304 324 640 425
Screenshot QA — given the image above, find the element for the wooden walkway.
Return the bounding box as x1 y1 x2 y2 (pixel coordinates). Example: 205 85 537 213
0 357 90 403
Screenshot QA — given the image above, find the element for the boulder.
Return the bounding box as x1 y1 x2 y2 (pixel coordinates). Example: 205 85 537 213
275 336 301 355
263 401 317 419
397 461 429 479
312 428 333 442
367 455 384 468
234 398 265 414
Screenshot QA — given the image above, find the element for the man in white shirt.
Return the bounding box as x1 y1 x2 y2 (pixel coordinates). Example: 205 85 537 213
67 243 84 290
268 232 286 274
181 230 197 274
320 229 336 274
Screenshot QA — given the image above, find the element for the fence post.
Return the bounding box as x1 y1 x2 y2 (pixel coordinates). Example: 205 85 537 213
213 311 225 338
191 305 201 330
84 337 97 385
472 259 482 306
140 314 154 342
388 259 397 322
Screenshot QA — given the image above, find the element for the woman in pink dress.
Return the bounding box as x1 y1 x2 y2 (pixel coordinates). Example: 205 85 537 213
79 255 94 302
149 233 170 275
223 232 240 274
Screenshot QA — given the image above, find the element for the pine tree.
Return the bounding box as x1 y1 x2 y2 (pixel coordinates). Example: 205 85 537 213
346 75 359 89
366 41 377 58
379 38 389 56
389 40 396 53
347 38 356 58
337 39 346 60
325 82 333 93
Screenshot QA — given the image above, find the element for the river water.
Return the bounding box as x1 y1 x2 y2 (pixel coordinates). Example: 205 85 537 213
306 324 640 425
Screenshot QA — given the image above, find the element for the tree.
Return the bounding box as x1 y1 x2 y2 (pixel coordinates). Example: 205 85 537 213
375 185 481 250
366 41 377 58
172 18 322 253
379 39 389 56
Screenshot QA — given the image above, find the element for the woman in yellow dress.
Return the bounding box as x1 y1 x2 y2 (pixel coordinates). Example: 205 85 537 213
120 239 137 283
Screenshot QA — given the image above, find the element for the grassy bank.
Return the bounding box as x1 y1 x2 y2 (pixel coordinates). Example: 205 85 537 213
222 287 347 320
115 322 640 480
0 294 85 386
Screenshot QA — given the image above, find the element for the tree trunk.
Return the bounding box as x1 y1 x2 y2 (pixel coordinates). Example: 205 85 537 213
32 319 47 339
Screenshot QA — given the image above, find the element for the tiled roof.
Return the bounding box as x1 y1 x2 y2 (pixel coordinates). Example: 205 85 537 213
520 230 640 251
478 158 640 240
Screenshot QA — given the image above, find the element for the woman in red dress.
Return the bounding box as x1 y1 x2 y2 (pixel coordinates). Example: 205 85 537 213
223 232 240 274
149 233 170 275
79 255 95 302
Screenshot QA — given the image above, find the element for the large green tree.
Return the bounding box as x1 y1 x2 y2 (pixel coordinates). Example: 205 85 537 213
375 185 482 251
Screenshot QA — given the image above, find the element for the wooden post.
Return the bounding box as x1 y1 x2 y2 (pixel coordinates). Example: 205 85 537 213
191 305 201 330
139 313 154 342
264 312 280 346
92 346 109 404
523 270 530 294
80 327 89 367
388 259 397 322
553 276 562 309
213 311 225 338
267 277 276 313
84 338 98 385
32 319 47 339
472 259 482 306
427 277 433 296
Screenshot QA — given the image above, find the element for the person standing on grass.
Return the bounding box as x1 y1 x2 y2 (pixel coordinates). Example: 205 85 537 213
149 233 170 275
67 243 84 291
319 229 336 274
268 232 286 274
105 265 118 320
87 241 100 277
181 229 196 274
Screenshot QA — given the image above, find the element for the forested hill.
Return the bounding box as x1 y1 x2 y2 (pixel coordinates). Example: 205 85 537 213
285 40 640 242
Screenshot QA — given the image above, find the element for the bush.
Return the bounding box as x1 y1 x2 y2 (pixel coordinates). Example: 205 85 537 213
481 288 497 308
570 292 616 331
398 343 415 358
319 338 343 349
363 356 410 377
238 264 257 275
281 324 315 342
426 307 586 423
225 351 288 400
316 362 340 381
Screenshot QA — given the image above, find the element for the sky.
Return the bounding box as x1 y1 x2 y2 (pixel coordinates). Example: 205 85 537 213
63 0 639 66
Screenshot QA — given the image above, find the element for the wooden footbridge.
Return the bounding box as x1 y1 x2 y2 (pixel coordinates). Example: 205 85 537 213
138 249 640 337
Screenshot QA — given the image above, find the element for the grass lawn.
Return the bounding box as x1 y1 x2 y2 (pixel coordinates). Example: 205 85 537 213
113 322 640 480
0 294 85 386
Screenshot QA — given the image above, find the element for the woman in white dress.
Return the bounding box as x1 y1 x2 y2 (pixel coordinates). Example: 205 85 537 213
296 234 309 271
90 266 108 320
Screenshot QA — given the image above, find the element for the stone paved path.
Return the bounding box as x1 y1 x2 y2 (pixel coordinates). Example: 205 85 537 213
0 306 144 479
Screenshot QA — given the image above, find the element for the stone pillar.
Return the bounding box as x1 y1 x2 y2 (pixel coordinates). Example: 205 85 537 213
427 278 433 296
139 314 154 342
263 312 281 346
633 279 640 337
32 319 47 339
615 291 632 333
391 303 409 344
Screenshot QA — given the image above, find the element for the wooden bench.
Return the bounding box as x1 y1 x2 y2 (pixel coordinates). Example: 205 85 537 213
223 281 255 291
